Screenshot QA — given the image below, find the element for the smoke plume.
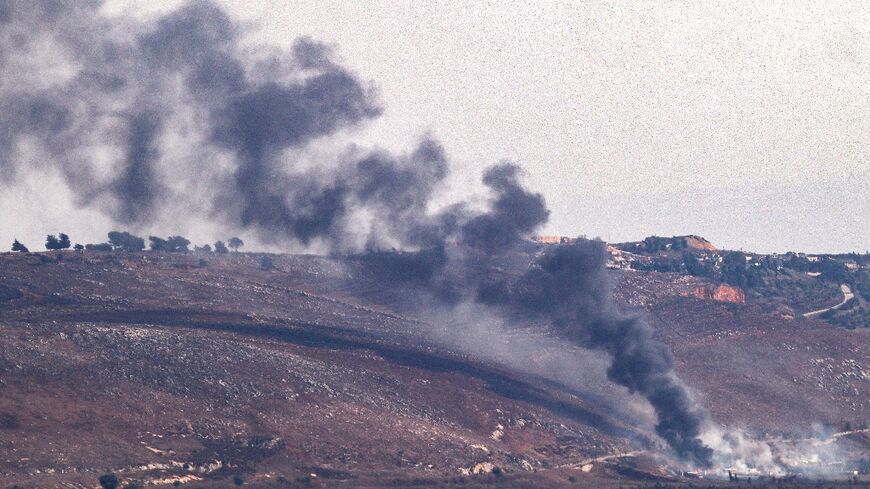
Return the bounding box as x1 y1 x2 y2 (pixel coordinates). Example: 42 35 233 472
498 241 713 465
0 0 713 465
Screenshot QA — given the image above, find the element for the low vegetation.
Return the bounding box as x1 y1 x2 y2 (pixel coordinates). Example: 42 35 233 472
99 472 120 489
618 236 869 327
9 231 247 257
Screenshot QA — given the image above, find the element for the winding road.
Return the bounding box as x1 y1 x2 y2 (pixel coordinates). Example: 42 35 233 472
802 284 854 318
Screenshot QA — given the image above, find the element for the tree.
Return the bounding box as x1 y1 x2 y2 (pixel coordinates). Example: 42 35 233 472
642 236 672 253
46 233 71 250
194 244 212 253
11 240 28 252
45 235 61 250
683 251 713 278
149 236 190 252
108 231 145 252
99 473 120 489
721 251 749 287
166 236 190 252
73 243 85 251
85 243 113 251
228 237 244 252
817 258 849 283
149 236 167 251
214 240 229 254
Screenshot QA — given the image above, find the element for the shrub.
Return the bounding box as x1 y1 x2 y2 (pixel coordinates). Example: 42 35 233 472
11 240 28 252
99 473 120 489
0 413 20 429
233 474 245 485
85 243 113 252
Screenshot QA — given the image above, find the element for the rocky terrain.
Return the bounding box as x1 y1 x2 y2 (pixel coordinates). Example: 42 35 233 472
606 235 870 321
0 249 868 488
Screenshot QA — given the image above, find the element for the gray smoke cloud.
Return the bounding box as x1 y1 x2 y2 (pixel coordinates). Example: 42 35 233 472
0 0 713 465
1 0 382 241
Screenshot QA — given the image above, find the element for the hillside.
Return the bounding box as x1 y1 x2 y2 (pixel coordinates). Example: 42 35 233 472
0 250 868 487
605 236 870 324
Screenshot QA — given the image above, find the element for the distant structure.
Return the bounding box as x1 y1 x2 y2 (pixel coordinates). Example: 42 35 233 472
532 234 718 252
614 235 718 254
532 235 573 245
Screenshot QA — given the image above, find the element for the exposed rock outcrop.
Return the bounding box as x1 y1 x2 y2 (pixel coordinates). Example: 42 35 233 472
683 284 745 303
682 235 718 252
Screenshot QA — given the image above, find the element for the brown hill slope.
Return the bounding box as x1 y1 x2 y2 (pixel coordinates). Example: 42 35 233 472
0 252 641 487
0 252 867 487
612 271 869 431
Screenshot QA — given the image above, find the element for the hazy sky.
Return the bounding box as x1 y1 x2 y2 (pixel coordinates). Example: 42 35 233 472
4 1 869 253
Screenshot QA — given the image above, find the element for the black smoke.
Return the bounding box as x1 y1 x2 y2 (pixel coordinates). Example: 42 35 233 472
0 0 713 465
460 163 550 253
114 112 164 222
489 240 713 465
359 180 713 465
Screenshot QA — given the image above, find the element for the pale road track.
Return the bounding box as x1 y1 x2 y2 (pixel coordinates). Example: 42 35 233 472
803 284 854 318
556 450 648 470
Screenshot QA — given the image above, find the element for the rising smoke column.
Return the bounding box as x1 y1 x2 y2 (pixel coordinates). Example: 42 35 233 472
403 168 713 465
501 240 714 466
0 0 713 465
460 163 550 253
353 162 713 465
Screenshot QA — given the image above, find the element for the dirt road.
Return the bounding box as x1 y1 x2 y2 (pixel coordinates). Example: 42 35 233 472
803 284 854 318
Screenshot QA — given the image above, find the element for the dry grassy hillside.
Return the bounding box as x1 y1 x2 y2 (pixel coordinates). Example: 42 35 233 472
0 251 867 487
612 271 870 432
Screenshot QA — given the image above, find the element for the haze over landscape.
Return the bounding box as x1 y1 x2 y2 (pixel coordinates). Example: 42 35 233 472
0 1 868 488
